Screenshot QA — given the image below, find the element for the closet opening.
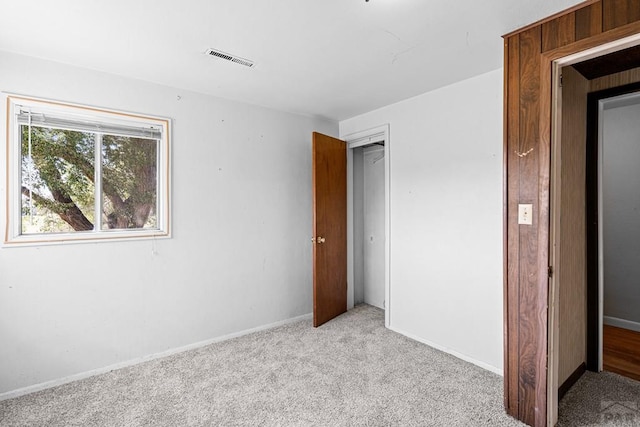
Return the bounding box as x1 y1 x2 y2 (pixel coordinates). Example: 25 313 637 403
352 142 385 310
344 124 390 327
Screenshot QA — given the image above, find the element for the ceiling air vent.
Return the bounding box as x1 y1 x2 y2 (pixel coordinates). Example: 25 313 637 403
205 48 255 68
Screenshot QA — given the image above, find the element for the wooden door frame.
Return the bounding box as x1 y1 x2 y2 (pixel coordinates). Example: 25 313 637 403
505 12 640 426
547 62 562 427
546 33 640 427
341 124 391 328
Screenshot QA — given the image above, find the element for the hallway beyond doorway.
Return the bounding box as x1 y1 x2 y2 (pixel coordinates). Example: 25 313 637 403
603 325 640 382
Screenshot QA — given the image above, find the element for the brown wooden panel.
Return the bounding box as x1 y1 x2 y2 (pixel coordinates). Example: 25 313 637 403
535 33 552 427
517 26 542 427
631 0 640 22
551 20 640 62
503 0 600 38
542 20 560 52
590 66 640 91
558 14 577 47
576 2 603 41
603 0 626 31
558 66 588 386
603 0 640 30
542 13 576 52
505 34 521 419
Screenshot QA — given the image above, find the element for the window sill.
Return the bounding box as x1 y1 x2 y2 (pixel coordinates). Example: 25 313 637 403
3 229 171 248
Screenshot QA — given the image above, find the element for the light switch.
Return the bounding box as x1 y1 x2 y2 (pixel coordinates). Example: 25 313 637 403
518 204 533 225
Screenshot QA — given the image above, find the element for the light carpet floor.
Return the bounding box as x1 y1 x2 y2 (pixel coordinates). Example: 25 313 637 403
0 305 521 426
0 305 638 426
557 370 640 426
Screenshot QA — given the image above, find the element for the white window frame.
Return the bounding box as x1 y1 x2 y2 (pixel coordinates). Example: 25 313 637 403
3 94 171 246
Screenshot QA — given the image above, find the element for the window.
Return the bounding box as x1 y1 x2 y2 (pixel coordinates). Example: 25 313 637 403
4 95 171 245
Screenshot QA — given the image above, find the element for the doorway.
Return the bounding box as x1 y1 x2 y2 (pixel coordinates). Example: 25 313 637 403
503 4 640 425
343 125 390 328
589 88 640 381
352 144 385 309
549 37 640 425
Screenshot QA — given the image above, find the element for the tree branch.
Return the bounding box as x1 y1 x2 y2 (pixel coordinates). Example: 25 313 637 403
49 142 127 215
21 185 93 231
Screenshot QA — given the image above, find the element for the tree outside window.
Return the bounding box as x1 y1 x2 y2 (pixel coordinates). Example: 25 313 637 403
6 95 170 245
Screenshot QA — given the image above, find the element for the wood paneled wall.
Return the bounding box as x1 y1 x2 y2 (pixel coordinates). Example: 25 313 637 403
504 26 549 427
504 1 640 426
590 66 640 90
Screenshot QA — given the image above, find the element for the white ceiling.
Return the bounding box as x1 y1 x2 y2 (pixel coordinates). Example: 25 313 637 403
0 0 584 121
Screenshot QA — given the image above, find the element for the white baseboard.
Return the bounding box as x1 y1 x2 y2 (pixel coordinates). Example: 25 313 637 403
388 326 503 376
0 312 312 402
604 316 640 333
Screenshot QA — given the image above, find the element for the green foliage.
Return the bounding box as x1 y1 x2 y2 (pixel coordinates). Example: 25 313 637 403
21 125 158 233
21 126 95 232
102 135 157 229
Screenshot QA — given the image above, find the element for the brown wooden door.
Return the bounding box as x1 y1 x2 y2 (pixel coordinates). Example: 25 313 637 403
312 132 347 327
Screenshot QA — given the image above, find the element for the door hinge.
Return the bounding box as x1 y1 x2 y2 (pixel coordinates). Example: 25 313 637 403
548 266 553 278
559 74 563 88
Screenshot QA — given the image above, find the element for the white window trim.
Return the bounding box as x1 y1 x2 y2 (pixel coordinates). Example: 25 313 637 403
3 94 171 246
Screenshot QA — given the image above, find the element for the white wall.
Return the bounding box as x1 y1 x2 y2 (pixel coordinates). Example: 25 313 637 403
363 146 385 309
352 148 365 305
0 51 337 395
602 100 640 327
340 69 504 373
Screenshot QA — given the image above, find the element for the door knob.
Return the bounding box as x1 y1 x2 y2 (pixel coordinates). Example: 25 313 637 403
317 236 326 244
